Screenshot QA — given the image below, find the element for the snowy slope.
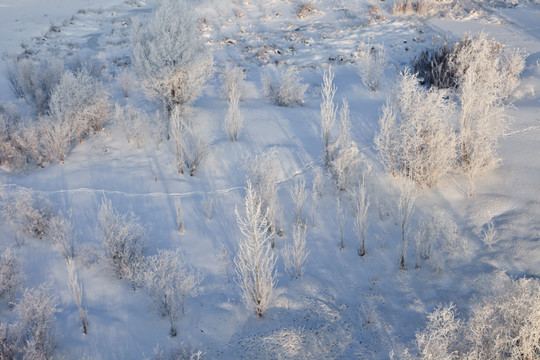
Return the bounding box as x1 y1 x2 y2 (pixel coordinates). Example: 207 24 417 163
1 0 539 359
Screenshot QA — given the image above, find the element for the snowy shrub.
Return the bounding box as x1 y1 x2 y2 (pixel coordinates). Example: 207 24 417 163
143 249 201 336
131 0 213 115
0 114 25 169
224 81 243 142
170 107 210 176
336 196 346 250
116 68 137 97
235 182 277 318
0 247 21 306
262 66 308 107
146 342 204 360
282 221 309 279
97 197 147 286
414 303 463 360
246 149 280 247
451 33 525 196
2 188 53 240
374 70 456 188
412 44 457 89
357 42 386 91
48 211 74 259
408 276 540 360
5 58 63 115
115 104 149 149
392 0 440 16
16 284 59 360
175 199 185 233
481 220 497 249
221 65 246 102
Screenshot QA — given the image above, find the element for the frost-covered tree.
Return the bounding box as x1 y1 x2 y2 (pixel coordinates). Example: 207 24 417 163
375 70 456 188
235 182 277 318
143 249 201 336
2 188 53 240
320 67 338 166
0 247 21 307
131 0 213 119
97 197 147 287
353 172 370 256
336 196 346 250
282 221 309 279
290 175 307 225
66 258 88 334
246 149 280 247
398 180 417 270
221 65 247 102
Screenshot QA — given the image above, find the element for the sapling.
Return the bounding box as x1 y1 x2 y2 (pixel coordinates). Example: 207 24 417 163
66 258 88 334
282 221 309 279
290 175 307 224
398 180 417 269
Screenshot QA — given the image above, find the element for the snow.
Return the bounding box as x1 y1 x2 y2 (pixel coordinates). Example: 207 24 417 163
1 0 539 358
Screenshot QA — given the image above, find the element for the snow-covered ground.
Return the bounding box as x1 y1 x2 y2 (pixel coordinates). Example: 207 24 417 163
1 0 539 358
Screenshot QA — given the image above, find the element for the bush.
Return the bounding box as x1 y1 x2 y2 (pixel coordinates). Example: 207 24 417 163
131 0 213 116
374 70 456 188
408 276 540 359
357 42 386 91
412 44 457 89
5 58 63 115
97 197 147 286
262 66 308 107
221 65 246 102
143 249 201 336
2 188 53 240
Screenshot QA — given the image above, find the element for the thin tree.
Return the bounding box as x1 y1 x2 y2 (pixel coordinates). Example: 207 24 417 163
66 258 88 334
353 173 370 256
321 67 338 166
282 221 309 279
234 182 277 318
290 175 307 224
398 180 417 269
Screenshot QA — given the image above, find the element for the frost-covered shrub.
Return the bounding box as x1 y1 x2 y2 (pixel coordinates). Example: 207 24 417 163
2 188 53 240
115 104 150 149
48 211 75 259
221 65 246 102
143 249 201 336
97 197 147 286
5 58 63 115
282 221 308 279
412 44 457 89
408 276 540 360
146 342 204 360
224 83 243 142
0 247 21 306
392 0 440 16
131 0 213 115
116 68 137 97
16 284 59 360
320 67 338 166
170 107 210 176
374 70 456 188
357 42 386 91
262 66 308 107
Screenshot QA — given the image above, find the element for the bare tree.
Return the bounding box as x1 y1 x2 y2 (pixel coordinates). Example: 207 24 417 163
235 182 277 318
65 258 88 334
282 222 309 279
336 196 346 250
398 180 417 269
143 249 201 336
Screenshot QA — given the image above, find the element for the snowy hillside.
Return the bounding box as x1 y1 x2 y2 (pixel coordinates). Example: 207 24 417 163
1 0 539 359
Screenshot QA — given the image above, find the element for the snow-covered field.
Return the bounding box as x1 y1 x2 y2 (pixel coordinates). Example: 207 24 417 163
1 0 539 359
